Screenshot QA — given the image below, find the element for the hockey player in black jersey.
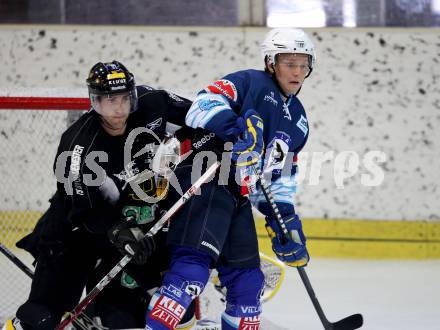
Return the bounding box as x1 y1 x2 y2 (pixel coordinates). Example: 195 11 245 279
5 61 196 330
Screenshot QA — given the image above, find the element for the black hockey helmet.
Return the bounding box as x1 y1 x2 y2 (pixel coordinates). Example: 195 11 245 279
86 60 138 114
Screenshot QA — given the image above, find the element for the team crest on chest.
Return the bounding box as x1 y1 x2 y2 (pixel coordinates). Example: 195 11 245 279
265 132 291 175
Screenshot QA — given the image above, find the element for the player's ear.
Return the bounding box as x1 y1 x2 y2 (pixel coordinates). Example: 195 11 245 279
268 64 275 74
265 64 275 74
264 55 275 74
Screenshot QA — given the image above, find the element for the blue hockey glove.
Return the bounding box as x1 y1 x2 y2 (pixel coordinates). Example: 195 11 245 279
265 214 309 267
231 109 264 167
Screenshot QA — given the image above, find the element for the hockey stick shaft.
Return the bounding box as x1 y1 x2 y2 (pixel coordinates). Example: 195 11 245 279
0 242 34 278
251 165 362 330
0 242 100 330
56 161 220 330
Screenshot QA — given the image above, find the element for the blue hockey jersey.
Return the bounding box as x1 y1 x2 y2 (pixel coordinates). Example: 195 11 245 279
186 69 309 217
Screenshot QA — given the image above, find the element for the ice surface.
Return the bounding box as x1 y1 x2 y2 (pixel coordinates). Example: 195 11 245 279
263 259 440 329
1 256 439 329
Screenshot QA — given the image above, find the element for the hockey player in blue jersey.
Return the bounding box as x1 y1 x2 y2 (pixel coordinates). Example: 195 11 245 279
144 28 316 329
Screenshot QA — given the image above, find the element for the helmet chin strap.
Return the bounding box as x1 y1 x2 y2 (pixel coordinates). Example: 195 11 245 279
270 64 289 99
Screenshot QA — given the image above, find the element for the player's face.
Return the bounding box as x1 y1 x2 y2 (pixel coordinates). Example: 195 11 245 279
273 53 310 95
99 93 131 135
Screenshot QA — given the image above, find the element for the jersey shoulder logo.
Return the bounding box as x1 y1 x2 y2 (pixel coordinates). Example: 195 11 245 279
296 115 308 136
142 85 155 91
263 91 278 107
147 117 163 130
205 79 238 102
166 91 183 102
198 98 224 111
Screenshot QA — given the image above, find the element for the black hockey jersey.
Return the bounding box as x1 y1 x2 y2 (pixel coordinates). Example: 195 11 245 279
51 86 192 235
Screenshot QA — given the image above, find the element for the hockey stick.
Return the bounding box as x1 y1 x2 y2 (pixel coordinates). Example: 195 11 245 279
0 242 34 278
0 242 102 330
56 161 220 330
251 165 363 330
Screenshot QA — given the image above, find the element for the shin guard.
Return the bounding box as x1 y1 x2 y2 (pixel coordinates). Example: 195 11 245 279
218 267 264 330
145 247 211 330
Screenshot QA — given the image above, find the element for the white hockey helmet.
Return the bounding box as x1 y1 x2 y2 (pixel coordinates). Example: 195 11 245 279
261 28 316 69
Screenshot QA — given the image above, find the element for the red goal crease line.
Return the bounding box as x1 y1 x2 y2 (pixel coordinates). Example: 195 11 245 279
0 96 90 110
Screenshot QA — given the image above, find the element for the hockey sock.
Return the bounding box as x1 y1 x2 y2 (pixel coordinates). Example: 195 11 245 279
218 266 265 330
221 313 261 330
145 246 212 330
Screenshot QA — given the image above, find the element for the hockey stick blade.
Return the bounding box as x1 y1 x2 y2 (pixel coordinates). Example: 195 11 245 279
297 267 363 330
56 161 220 330
328 313 363 330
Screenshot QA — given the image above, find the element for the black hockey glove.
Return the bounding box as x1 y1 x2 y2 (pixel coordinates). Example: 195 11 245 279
108 219 156 265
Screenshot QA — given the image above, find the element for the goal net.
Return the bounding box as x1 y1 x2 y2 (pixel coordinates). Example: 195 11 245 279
0 95 88 324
